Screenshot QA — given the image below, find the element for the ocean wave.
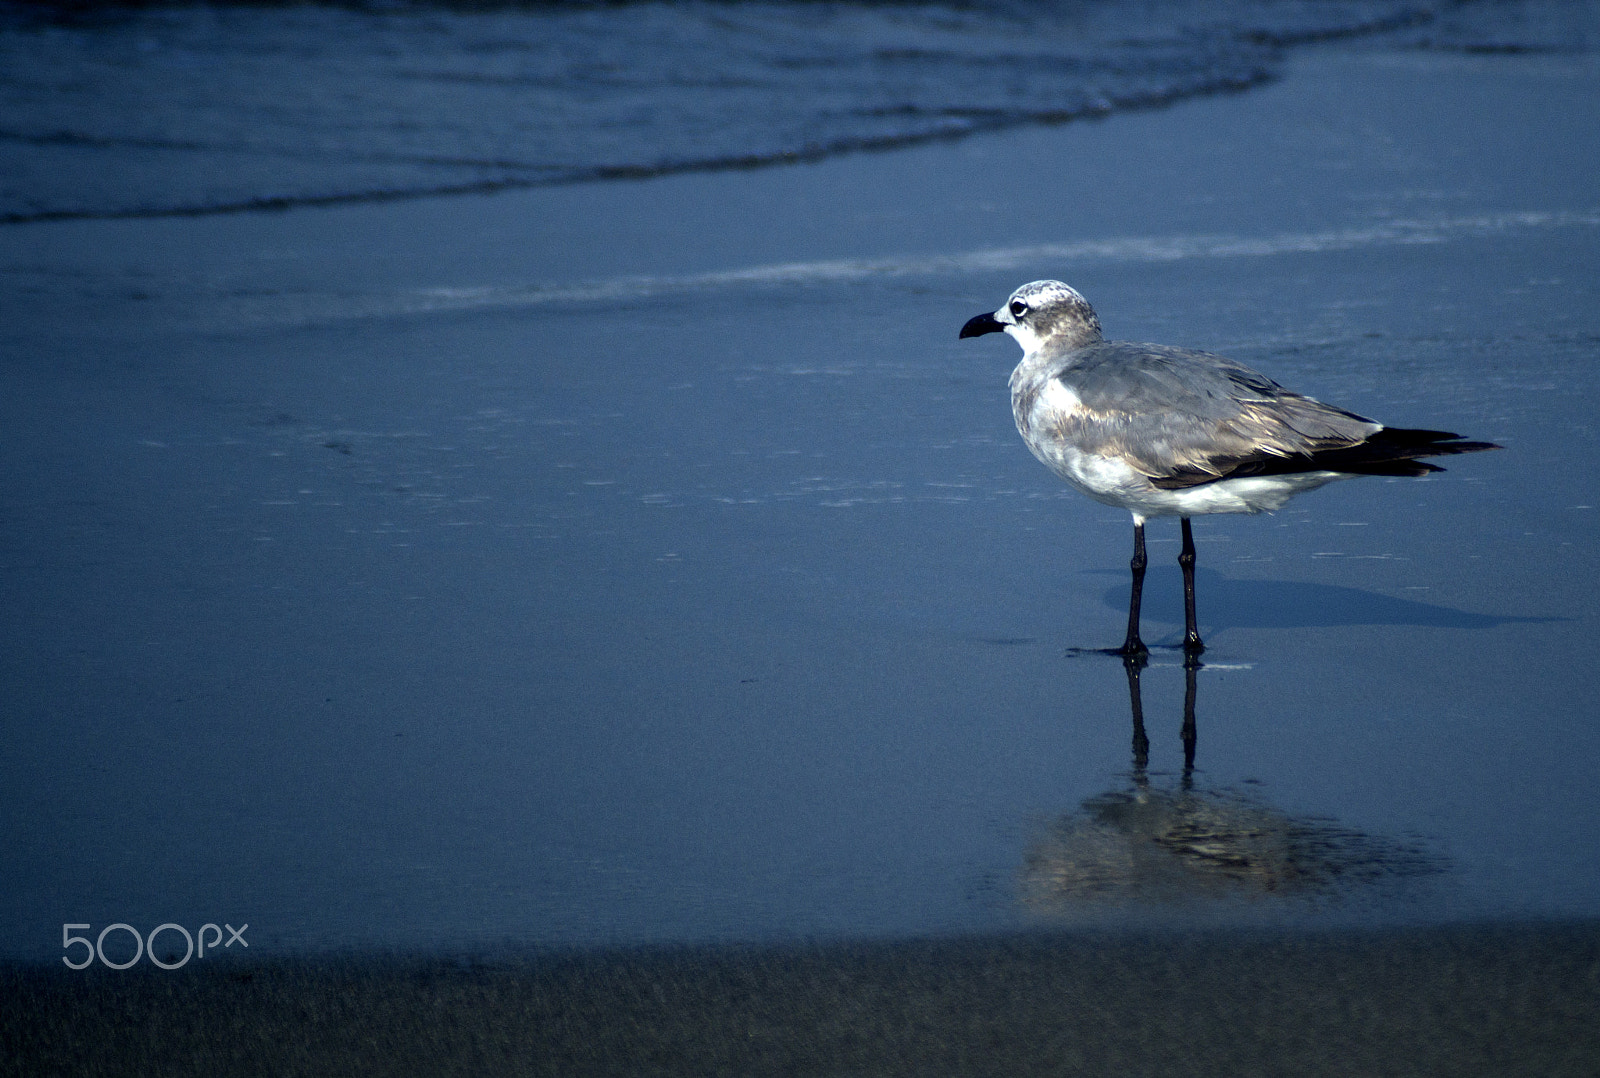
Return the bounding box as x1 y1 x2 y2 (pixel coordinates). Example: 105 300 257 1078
0 1 1587 223
192 208 1600 328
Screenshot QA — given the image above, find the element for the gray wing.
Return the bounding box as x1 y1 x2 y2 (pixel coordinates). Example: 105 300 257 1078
1051 342 1381 488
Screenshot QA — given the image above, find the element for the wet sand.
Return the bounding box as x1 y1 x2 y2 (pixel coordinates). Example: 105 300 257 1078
3 35 1600 1073
6 922 1600 1076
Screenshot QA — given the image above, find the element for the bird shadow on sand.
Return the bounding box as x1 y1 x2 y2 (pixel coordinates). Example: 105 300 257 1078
1085 565 1557 638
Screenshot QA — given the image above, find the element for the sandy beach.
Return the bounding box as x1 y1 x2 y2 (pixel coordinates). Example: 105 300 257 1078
7 922 1600 1076
3 9 1600 1072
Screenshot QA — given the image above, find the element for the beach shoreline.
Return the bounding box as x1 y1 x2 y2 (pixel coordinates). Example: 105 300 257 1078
4 26 1600 1073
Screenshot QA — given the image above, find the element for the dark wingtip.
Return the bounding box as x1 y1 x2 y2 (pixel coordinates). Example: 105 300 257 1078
959 311 1004 339
1149 429 1500 490
1381 429 1503 456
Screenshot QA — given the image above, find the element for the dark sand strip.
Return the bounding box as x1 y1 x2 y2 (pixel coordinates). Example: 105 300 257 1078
5 922 1599 1076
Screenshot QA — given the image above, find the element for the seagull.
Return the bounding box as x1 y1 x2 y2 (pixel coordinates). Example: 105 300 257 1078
959 279 1499 658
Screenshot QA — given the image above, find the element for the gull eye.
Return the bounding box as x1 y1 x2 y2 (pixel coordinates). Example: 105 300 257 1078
1009 300 1029 318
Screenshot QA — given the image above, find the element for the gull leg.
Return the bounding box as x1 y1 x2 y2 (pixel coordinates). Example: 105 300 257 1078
1116 522 1149 658
1179 517 1205 654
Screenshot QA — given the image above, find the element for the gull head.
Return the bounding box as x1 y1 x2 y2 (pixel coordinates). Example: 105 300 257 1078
959 280 1103 356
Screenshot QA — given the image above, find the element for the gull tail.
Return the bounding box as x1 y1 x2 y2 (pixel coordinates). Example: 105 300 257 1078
1297 427 1502 478
1152 428 1502 490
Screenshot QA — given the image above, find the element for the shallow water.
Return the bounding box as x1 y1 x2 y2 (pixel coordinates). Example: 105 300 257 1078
2 5 1600 965
2 0 1594 222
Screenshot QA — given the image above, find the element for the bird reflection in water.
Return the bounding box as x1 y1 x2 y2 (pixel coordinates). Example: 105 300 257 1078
1021 656 1444 912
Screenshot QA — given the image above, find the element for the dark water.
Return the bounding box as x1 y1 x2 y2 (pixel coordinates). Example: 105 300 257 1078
1 0 1593 222
2 0 1600 966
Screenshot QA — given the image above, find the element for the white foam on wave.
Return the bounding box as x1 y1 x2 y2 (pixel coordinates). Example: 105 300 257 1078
222 208 1600 328
401 208 1600 309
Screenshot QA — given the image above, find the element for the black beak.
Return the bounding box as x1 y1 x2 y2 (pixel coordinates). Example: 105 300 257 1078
959 311 1005 339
